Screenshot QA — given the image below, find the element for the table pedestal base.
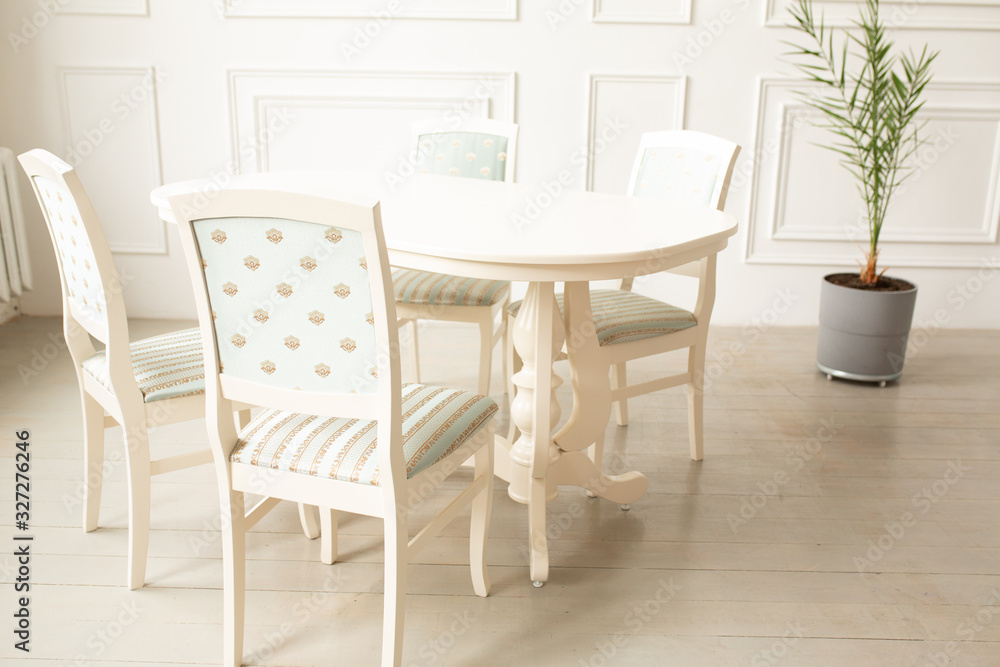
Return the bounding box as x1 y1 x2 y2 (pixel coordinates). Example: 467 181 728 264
501 280 648 585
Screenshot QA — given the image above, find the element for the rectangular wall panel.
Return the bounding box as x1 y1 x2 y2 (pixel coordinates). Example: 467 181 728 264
746 78 1000 268
586 74 686 194
228 70 515 176
766 0 1000 30
593 0 691 24
60 0 148 16
59 66 165 254
223 0 515 19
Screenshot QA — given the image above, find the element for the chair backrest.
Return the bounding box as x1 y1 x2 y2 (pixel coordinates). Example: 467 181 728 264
0 148 33 303
411 118 518 183
170 188 405 484
18 150 131 366
626 130 741 211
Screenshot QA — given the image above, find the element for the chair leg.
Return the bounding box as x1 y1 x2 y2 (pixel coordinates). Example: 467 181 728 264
506 324 522 443
501 312 509 396
221 489 246 667
382 511 408 667
687 344 706 462
81 392 105 533
320 508 338 565
409 320 421 383
478 316 493 396
298 504 320 540
470 433 494 597
121 411 152 590
611 362 629 426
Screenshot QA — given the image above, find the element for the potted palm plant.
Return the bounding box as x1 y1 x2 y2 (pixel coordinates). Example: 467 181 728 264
784 0 938 385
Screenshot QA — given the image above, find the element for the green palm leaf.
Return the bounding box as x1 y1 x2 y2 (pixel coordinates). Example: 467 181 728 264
782 0 938 285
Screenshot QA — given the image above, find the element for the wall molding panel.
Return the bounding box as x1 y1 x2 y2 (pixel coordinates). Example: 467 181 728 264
746 78 1000 269
58 65 165 254
60 0 149 16
585 73 686 194
228 70 515 175
772 106 1000 245
593 0 691 24
765 0 1000 30
222 0 516 20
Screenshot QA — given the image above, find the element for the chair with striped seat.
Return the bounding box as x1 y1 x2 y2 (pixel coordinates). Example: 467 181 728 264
506 130 740 464
18 149 215 590
395 118 518 396
170 187 496 667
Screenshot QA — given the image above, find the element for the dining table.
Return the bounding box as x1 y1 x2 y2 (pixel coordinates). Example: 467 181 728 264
151 169 739 586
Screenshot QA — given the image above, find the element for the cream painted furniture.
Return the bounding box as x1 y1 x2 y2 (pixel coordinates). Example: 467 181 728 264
18 149 214 590
169 187 496 667
152 170 738 586
508 130 740 466
19 150 324 589
394 119 518 396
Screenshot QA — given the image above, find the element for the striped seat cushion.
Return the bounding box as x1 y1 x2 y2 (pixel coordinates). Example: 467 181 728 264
231 383 497 486
81 328 205 403
507 290 697 346
393 268 509 307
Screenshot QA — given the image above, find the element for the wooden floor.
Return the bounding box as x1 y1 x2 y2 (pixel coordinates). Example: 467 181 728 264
1 316 998 666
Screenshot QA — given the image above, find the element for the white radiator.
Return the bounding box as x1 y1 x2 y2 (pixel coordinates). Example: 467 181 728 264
0 147 32 302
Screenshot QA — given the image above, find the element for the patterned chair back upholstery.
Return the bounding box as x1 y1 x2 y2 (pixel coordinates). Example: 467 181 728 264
627 131 741 212
415 132 510 182
34 175 108 318
18 150 126 345
412 119 519 184
173 188 398 427
192 216 379 395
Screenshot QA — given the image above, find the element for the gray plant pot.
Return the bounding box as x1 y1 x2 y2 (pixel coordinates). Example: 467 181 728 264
816 274 917 386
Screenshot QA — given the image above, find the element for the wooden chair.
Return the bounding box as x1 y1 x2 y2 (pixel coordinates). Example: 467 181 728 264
394 118 518 396
506 130 740 464
18 149 214 590
18 150 326 588
170 187 496 667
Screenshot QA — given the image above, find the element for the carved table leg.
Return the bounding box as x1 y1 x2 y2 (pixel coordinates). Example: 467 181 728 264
555 282 648 504
506 281 648 585
507 281 562 586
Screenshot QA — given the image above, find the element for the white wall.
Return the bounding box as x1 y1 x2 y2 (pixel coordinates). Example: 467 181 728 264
3 0 999 330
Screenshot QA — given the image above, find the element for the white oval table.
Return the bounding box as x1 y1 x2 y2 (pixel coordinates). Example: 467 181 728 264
152 171 738 585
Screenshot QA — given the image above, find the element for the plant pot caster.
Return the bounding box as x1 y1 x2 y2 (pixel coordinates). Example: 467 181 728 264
824 372 889 388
